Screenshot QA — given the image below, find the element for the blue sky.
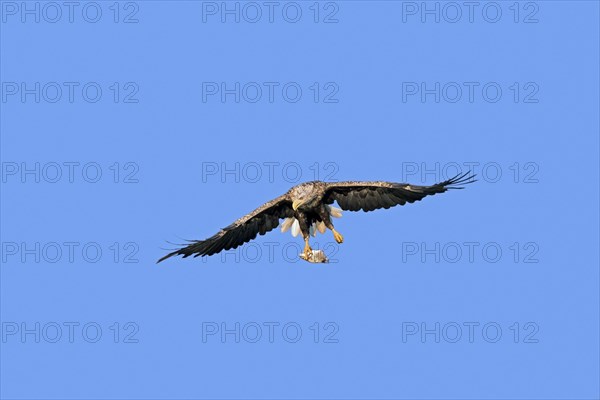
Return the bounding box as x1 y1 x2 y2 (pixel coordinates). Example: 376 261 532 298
1 1 599 399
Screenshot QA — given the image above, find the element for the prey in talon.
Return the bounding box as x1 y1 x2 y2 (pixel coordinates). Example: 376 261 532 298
157 173 475 264
299 249 329 264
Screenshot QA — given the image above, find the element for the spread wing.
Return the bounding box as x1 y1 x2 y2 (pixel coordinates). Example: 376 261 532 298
157 194 294 262
322 172 475 212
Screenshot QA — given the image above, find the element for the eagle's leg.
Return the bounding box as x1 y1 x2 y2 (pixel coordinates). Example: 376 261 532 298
317 206 344 244
332 229 344 244
323 219 344 244
303 236 313 256
296 213 313 258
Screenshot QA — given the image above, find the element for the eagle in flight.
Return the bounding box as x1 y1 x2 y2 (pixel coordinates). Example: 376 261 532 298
158 172 475 263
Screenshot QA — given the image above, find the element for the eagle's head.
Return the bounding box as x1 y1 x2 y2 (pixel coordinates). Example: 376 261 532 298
289 181 324 211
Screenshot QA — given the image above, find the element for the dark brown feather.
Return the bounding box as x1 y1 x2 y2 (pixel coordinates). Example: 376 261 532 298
157 193 294 262
322 172 475 213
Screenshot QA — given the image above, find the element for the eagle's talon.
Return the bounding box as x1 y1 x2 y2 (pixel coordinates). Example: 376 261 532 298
332 230 344 244
303 240 313 256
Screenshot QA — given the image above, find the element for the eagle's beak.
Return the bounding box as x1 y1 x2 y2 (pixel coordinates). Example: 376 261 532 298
292 199 304 211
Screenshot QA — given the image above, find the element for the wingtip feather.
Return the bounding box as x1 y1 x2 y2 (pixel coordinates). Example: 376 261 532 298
443 171 477 189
